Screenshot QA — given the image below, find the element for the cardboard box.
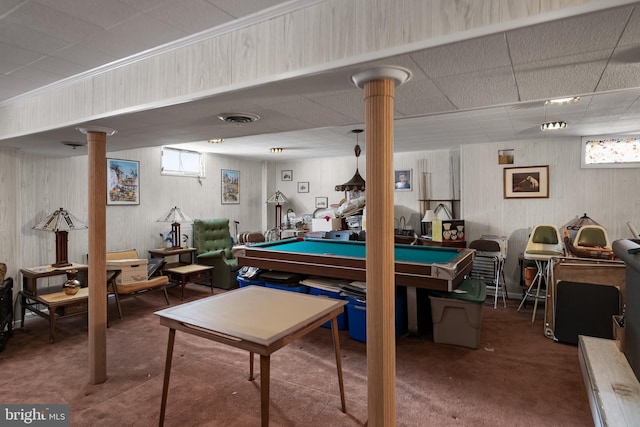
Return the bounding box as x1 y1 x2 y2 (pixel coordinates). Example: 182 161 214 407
311 218 342 232
106 259 148 285
431 219 465 242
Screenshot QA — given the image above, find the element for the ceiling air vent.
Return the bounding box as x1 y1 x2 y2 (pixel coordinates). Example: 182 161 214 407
61 141 86 149
217 112 260 124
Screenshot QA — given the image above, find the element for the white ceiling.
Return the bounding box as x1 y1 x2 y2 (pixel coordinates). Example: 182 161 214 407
2 0 640 160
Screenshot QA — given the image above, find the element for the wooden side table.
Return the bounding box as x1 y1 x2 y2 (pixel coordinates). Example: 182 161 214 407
149 248 196 270
164 264 214 300
20 264 89 343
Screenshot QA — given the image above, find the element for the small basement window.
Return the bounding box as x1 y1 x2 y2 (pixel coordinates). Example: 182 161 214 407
162 147 205 177
582 136 640 168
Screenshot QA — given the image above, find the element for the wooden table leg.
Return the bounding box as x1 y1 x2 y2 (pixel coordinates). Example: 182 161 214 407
49 309 56 344
331 317 346 412
209 270 214 293
159 328 176 427
181 276 186 300
260 354 270 427
248 351 255 381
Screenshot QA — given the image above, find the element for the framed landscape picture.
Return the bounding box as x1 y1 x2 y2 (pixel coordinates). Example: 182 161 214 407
107 158 140 205
504 165 549 199
222 169 240 204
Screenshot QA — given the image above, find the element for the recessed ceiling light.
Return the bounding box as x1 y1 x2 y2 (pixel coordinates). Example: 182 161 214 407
270 148 283 153
541 121 567 131
217 112 260 124
208 138 224 143
545 97 580 105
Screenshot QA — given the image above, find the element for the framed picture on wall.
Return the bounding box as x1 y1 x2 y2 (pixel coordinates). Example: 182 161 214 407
315 197 328 208
394 169 412 191
107 158 140 205
221 169 240 204
504 165 549 199
281 170 293 181
298 181 309 193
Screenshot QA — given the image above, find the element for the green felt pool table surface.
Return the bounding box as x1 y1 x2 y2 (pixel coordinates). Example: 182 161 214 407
238 238 474 292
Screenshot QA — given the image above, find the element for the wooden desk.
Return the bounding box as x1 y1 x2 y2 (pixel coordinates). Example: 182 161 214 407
156 286 347 426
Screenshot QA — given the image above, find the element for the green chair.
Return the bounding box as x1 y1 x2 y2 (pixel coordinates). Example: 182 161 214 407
193 218 240 289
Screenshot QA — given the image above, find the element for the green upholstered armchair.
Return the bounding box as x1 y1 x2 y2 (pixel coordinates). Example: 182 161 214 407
192 218 240 289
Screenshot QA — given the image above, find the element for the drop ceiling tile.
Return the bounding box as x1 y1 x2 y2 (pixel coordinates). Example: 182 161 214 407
145 0 234 34
0 21 69 55
81 14 186 58
597 48 640 92
29 56 86 78
433 66 518 109
514 50 610 100
52 45 117 69
411 34 510 78
617 5 640 46
0 40 44 65
304 89 364 123
267 96 356 128
8 2 102 43
211 0 290 19
11 66 63 85
507 7 630 64
394 78 455 116
0 74 41 96
0 59 20 74
35 0 140 28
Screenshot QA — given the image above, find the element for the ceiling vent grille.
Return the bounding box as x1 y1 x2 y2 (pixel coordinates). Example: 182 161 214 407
217 113 260 124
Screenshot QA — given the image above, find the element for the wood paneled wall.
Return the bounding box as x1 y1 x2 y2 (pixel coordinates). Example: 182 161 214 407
3 132 639 303
5 147 264 282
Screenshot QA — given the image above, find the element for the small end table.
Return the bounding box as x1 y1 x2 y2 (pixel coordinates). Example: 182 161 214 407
149 247 196 269
164 264 214 300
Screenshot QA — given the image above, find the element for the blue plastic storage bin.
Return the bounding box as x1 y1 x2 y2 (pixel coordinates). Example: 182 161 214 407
308 287 348 330
264 282 307 293
237 275 264 288
346 292 407 343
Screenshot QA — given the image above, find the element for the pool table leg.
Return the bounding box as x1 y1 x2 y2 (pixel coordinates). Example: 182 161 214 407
406 286 420 337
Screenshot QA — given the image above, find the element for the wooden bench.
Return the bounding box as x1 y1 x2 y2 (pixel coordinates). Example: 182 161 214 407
106 249 170 319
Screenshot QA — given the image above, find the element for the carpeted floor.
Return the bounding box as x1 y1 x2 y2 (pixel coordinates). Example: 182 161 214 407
0 285 592 426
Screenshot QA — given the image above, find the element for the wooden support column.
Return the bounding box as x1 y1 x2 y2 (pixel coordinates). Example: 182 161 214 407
352 67 411 427
80 126 116 385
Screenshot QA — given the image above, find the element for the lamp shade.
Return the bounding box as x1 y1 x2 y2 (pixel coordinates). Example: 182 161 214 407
33 207 88 232
267 190 288 204
156 206 192 223
156 206 191 250
33 208 87 267
421 210 437 222
336 129 365 192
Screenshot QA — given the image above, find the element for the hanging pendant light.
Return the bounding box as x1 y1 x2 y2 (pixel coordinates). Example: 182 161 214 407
335 129 366 192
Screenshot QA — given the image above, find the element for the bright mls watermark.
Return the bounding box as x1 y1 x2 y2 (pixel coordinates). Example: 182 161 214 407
0 404 69 426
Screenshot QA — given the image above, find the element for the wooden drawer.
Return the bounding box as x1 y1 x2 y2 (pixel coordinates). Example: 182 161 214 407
55 300 88 316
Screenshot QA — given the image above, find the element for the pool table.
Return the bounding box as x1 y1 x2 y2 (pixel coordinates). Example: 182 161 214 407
237 238 474 293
